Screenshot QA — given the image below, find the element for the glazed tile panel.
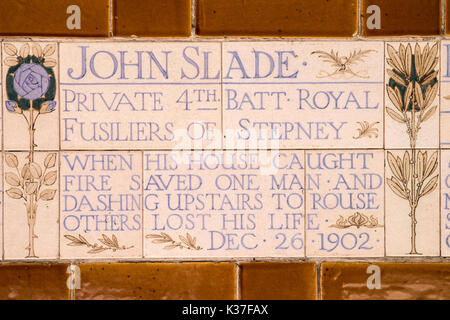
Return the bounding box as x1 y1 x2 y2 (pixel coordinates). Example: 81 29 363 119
1 40 450 259
60 151 142 259
305 150 384 257
222 41 384 150
59 42 222 150
143 150 305 258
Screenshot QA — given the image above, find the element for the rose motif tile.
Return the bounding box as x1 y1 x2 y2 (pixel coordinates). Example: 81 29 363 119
2 42 59 151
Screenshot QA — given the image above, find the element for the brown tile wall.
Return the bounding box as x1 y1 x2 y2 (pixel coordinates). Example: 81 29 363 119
196 0 358 37
321 262 450 300
75 262 236 300
113 0 191 37
0 1 448 37
0 263 70 300
0 0 110 37
240 262 317 300
0 261 448 299
361 0 441 36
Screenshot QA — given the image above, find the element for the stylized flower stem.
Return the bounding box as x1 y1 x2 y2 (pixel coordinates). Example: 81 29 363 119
4 43 57 259
409 91 418 254
385 43 439 255
26 102 36 258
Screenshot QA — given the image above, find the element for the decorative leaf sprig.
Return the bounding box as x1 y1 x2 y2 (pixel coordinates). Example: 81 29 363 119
386 43 438 144
146 232 202 250
330 212 383 229
385 42 439 254
386 150 438 201
312 49 375 78
4 43 56 67
4 152 57 201
64 234 134 254
353 121 379 139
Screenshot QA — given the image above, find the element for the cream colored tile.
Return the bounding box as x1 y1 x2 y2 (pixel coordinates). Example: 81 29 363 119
59 151 142 259
0 158 2 259
385 149 440 256
59 42 221 150
385 41 439 149
2 42 59 151
222 41 384 150
143 150 305 258
3 151 58 259
441 41 450 148
305 150 384 257
441 150 450 256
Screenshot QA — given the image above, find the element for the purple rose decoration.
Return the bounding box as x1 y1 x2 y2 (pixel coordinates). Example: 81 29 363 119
5 100 22 114
13 63 50 100
40 100 56 114
5 100 17 112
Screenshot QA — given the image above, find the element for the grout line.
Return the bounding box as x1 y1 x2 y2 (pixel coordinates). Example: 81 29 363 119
109 0 114 37
303 149 307 258
383 41 386 257
220 42 223 149
13 147 445 152
439 149 442 256
316 262 321 300
69 263 75 300
0 256 447 264
442 0 446 36
57 42 61 260
141 150 144 259
357 0 362 37
2 36 450 42
235 262 240 300
0 39 448 264
191 0 196 39
1 42 3 261
58 152 61 259
440 39 442 257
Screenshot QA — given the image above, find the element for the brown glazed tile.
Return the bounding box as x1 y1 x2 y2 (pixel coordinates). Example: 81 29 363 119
446 0 450 35
240 263 317 300
113 0 191 37
362 0 440 36
75 263 236 300
321 262 450 300
0 0 109 37
0 264 70 300
196 0 357 37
